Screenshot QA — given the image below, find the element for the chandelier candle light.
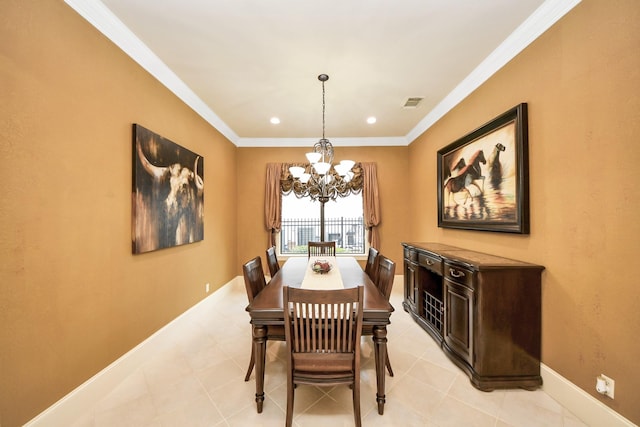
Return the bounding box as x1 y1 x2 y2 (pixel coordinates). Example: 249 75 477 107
289 74 356 241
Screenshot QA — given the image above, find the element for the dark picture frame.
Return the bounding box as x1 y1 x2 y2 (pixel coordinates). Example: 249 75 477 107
132 124 204 254
437 103 529 234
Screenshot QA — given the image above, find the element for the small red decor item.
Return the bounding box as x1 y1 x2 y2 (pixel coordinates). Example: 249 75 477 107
312 260 332 274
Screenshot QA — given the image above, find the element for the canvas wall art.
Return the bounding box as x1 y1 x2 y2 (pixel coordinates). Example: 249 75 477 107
132 124 204 253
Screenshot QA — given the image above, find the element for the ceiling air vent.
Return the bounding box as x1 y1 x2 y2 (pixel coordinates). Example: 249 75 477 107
403 97 424 108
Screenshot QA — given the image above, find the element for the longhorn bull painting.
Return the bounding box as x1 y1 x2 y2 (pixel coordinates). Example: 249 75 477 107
132 124 204 254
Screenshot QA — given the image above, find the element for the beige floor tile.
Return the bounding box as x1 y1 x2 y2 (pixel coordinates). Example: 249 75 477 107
447 374 506 417
70 277 589 427
202 377 256 419
405 357 459 393
197 358 245 394
154 393 224 427
94 394 158 427
93 368 149 413
225 395 285 427
384 374 445 418
362 398 434 427
498 389 565 427
429 395 498 426
148 375 209 417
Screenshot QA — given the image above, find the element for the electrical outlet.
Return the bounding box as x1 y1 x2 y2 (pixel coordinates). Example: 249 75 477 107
205 283 210 293
596 374 615 399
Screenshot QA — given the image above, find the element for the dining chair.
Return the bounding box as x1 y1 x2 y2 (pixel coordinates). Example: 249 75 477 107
363 254 396 377
283 285 364 427
364 247 379 285
307 241 336 257
375 255 396 301
242 256 284 381
265 246 280 278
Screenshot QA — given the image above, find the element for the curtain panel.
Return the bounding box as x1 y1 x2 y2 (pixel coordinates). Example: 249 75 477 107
264 163 282 247
361 162 381 249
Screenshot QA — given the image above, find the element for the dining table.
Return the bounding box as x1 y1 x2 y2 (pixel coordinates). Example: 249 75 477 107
246 256 395 415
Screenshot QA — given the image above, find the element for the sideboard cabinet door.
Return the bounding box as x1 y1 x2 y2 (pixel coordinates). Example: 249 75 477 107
444 279 474 366
403 246 418 312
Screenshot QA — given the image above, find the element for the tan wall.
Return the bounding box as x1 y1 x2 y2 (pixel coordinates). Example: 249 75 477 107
0 2 238 425
3 0 639 425
408 0 640 423
236 146 410 273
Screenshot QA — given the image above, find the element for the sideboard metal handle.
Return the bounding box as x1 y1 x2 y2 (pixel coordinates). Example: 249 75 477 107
425 259 433 266
450 269 465 278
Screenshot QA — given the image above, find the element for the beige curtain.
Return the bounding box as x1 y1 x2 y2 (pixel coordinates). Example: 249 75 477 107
264 163 282 247
362 162 381 249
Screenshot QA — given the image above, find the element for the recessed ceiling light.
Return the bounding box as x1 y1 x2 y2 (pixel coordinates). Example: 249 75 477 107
367 117 377 124
270 117 280 125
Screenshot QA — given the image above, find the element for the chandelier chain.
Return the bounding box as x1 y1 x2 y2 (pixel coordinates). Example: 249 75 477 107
287 73 356 205
322 79 326 140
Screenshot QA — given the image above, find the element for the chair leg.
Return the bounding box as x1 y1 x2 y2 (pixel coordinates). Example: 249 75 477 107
244 342 255 382
385 352 394 377
286 380 295 427
353 379 362 427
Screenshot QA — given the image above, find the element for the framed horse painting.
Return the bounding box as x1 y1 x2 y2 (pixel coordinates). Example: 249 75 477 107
437 103 529 234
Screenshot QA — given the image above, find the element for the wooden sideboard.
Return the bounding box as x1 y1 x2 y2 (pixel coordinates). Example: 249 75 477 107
402 242 545 391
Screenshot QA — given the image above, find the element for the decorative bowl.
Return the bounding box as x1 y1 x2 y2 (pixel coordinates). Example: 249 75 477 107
312 260 332 274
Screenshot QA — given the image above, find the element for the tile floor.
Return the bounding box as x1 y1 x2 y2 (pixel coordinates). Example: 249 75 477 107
71 277 588 427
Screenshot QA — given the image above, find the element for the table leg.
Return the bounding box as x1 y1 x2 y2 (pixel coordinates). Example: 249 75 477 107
253 325 267 413
373 325 388 415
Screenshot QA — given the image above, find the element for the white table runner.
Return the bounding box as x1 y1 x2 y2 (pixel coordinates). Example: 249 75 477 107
300 256 344 290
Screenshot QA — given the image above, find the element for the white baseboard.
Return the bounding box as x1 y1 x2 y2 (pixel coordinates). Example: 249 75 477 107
26 277 636 427
541 364 636 427
24 277 241 427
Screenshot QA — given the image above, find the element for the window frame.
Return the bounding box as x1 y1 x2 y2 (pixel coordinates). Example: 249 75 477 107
277 191 369 259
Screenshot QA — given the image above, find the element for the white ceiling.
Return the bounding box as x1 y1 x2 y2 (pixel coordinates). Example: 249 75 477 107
65 0 580 146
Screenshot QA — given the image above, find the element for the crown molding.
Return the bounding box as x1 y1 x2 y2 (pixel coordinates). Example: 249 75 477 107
235 136 409 148
406 0 582 143
63 0 239 144
65 0 580 148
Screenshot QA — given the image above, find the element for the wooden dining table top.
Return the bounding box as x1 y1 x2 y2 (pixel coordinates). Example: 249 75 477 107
247 256 394 324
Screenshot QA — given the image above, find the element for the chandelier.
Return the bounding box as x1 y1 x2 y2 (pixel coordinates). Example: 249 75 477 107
289 74 356 204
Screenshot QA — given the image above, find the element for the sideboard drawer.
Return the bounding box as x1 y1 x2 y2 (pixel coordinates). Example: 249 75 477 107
419 252 443 274
444 262 474 288
404 247 418 262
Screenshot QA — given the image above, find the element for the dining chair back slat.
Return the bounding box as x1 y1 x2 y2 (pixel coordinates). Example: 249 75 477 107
308 241 336 257
364 247 379 284
375 255 396 300
265 246 280 278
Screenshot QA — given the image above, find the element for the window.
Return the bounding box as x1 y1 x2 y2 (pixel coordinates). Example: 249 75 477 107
279 192 366 255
